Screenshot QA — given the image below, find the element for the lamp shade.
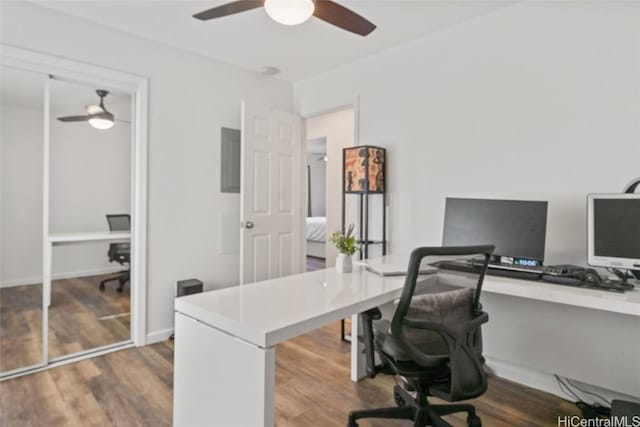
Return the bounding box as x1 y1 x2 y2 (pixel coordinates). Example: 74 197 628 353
343 146 385 194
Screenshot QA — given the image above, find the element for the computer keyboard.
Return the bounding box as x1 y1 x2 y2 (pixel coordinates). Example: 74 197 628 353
486 267 544 281
433 260 544 281
434 260 632 293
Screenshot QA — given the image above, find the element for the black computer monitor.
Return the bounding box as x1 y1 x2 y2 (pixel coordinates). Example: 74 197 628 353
587 194 640 272
443 198 548 263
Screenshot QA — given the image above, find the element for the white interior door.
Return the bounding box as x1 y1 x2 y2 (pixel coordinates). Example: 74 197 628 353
240 102 303 285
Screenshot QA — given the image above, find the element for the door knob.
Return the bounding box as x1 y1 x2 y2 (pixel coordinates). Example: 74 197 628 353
245 221 254 229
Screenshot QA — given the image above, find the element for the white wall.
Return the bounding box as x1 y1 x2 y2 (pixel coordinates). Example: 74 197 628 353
0 1 293 338
296 1 640 266
1 102 130 286
1 105 43 285
305 109 354 265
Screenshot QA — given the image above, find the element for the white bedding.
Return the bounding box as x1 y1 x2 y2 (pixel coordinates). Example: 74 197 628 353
306 216 326 242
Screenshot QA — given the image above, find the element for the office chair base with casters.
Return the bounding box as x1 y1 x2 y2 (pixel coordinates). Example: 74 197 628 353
348 383 481 427
99 270 130 293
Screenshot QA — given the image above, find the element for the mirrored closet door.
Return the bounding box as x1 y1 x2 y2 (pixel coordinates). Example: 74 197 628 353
1 61 139 379
47 77 133 361
0 66 48 376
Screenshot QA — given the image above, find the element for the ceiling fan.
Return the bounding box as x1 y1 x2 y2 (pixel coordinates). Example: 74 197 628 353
57 89 115 130
193 0 376 36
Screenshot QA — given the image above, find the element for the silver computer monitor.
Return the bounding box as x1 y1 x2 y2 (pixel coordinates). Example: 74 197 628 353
587 193 640 271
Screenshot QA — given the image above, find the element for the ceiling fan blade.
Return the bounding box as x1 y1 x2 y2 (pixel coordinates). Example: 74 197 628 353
57 115 89 122
313 0 376 36
193 0 264 20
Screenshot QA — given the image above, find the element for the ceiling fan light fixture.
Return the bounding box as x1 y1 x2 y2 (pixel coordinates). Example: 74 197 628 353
88 112 115 130
264 0 314 26
86 105 105 115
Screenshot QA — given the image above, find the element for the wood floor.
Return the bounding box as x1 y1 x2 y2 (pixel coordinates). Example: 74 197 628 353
0 274 130 373
0 321 580 427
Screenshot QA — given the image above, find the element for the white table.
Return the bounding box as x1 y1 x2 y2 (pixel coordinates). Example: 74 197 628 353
173 264 425 427
173 259 640 427
44 231 131 306
48 231 131 244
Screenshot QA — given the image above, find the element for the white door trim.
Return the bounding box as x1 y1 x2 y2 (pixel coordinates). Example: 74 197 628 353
1 45 149 351
299 97 361 269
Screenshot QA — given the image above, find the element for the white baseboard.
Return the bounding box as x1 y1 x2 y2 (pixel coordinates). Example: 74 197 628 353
146 328 174 345
1 266 124 288
486 356 640 405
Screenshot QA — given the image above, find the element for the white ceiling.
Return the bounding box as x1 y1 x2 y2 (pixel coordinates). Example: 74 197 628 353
32 0 515 82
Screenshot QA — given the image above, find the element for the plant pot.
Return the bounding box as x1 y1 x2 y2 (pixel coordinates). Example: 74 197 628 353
336 253 352 273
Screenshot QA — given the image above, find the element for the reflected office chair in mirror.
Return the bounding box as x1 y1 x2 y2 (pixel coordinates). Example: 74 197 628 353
349 245 494 427
100 214 131 293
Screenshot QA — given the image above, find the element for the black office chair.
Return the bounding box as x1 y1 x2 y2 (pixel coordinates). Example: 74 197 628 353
99 214 131 293
349 245 494 427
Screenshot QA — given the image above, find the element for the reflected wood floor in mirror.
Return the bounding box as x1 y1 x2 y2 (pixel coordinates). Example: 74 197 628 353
0 274 130 373
0 283 43 372
0 322 580 427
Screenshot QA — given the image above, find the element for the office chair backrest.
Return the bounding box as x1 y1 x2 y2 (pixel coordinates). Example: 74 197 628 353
391 245 494 401
394 246 492 318
106 214 131 232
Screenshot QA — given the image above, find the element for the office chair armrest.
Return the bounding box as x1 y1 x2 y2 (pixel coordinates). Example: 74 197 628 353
461 311 489 334
360 308 382 378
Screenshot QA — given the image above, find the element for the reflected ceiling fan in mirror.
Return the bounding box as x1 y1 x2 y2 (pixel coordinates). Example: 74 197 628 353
193 0 376 36
57 89 115 130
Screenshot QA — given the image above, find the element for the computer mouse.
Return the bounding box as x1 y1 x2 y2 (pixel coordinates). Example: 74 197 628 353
582 269 602 286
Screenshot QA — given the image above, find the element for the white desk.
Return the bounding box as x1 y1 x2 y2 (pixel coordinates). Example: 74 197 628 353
173 265 417 427
173 259 640 427
48 231 131 244
452 272 640 316
44 231 131 307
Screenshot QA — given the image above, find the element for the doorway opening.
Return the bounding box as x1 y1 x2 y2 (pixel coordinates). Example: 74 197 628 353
303 107 355 272
305 137 327 271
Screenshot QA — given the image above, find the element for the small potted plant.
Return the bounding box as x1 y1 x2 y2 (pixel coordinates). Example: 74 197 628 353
330 224 358 273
